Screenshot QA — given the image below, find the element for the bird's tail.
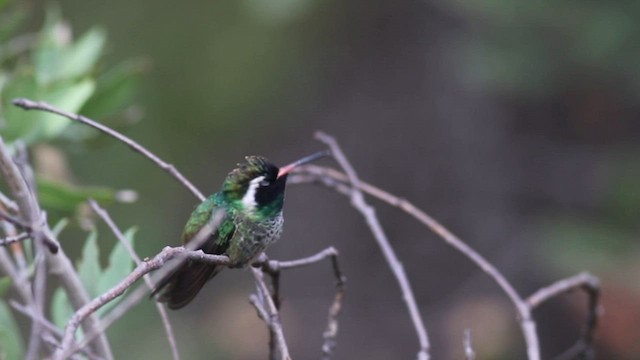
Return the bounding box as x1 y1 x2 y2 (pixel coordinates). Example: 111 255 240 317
151 260 222 309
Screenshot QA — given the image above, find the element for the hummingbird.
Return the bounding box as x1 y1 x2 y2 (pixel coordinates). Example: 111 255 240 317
152 150 329 309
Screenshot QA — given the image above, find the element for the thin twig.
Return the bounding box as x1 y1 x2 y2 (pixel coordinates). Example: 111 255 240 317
250 267 292 360
0 232 30 246
0 191 19 213
0 136 117 358
10 301 103 360
527 272 600 360
289 162 542 360
463 329 475 360
12 98 205 202
314 131 431 360
88 200 181 360
54 211 227 359
257 247 346 359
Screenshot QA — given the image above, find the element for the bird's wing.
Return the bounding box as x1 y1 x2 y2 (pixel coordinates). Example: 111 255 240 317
152 195 235 309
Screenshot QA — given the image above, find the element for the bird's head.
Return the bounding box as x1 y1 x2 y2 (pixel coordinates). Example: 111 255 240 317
222 151 329 217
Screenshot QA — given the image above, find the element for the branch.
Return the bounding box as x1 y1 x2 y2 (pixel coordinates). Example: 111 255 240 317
463 329 475 360
290 161 543 360
257 247 346 359
0 135 114 359
88 200 181 360
10 301 103 360
53 211 228 360
12 98 205 202
0 232 30 246
314 131 431 360
250 267 291 360
527 272 600 360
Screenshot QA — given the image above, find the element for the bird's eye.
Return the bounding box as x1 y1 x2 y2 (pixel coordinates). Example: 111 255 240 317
259 180 270 187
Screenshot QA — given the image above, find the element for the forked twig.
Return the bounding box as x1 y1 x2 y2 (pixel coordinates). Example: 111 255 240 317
53 210 227 359
290 162 600 359
315 131 431 360
250 267 292 360
0 135 112 359
257 247 346 359
88 200 181 360
527 272 600 360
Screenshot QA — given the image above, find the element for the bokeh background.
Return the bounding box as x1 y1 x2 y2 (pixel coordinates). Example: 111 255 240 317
2 0 640 359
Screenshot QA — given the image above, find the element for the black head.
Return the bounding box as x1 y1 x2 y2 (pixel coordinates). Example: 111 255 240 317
221 151 330 218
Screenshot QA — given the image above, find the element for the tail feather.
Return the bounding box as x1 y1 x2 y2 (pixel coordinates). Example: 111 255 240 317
152 261 222 309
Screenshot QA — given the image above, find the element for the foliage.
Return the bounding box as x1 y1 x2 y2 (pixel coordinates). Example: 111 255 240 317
0 3 141 357
0 2 142 212
51 228 137 328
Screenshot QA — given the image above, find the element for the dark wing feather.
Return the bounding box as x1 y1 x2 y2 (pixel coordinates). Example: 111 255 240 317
152 195 235 309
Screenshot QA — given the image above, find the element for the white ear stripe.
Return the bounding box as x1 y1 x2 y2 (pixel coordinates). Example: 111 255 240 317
241 176 265 211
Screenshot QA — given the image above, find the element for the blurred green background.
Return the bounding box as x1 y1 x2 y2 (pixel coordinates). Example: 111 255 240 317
1 0 640 359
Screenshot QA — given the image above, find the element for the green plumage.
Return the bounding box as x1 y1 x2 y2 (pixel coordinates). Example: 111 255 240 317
152 152 328 309
152 157 286 309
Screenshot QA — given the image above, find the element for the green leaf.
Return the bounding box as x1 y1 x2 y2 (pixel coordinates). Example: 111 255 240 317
77 230 101 297
32 7 66 86
0 70 40 142
96 228 136 314
33 7 105 85
57 27 106 81
50 287 73 329
37 79 96 139
0 75 95 143
51 217 69 237
37 177 118 212
80 59 144 119
0 300 24 360
0 277 11 298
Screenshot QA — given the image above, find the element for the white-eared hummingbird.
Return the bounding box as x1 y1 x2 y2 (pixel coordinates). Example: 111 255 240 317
152 150 329 309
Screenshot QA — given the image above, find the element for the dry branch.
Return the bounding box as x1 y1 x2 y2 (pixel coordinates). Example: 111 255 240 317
8 98 601 359
289 163 602 359
12 98 205 202
315 131 431 360
88 200 181 360
0 135 112 359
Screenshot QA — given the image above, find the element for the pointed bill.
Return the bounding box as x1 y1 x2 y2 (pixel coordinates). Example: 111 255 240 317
277 150 331 178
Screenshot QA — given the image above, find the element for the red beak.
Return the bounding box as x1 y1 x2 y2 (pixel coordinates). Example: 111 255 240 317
277 150 330 178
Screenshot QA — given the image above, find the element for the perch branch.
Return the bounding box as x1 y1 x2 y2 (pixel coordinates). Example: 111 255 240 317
314 131 431 360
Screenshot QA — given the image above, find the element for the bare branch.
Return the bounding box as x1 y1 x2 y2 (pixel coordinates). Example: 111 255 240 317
250 267 291 360
463 329 475 360
314 131 431 360
10 301 104 360
527 272 600 360
290 162 543 360
0 232 30 246
0 135 115 358
54 211 227 359
257 247 346 359
12 98 205 202
88 200 181 360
